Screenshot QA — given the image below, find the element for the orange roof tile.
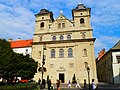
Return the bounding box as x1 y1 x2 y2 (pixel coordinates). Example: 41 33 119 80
10 39 33 48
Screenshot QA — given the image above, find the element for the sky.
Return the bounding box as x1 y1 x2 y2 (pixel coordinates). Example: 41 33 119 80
0 0 120 57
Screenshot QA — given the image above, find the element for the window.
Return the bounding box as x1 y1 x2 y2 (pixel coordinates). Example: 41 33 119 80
58 23 61 28
59 49 64 58
39 36 42 41
67 34 71 40
42 17 44 19
51 49 55 58
60 35 64 40
68 48 73 57
25 49 28 54
83 49 87 57
52 36 56 41
40 22 44 28
81 32 86 39
80 18 84 24
62 23 65 28
116 56 120 63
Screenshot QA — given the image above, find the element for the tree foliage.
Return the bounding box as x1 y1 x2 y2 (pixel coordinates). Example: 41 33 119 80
0 39 38 80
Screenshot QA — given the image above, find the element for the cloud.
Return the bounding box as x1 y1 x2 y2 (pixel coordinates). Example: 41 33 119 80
0 0 120 57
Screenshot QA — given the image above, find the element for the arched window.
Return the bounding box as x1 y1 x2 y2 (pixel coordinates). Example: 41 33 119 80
58 23 61 28
83 49 87 57
59 49 64 58
80 18 84 24
52 36 56 41
62 23 65 28
67 34 71 40
40 22 44 28
51 49 55 58
60 35 64 40
68 48 73 57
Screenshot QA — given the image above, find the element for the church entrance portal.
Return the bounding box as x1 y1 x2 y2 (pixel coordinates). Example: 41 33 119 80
59 73 64 83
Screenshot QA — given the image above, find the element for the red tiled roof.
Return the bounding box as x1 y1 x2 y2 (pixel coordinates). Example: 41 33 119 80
10 39 33 48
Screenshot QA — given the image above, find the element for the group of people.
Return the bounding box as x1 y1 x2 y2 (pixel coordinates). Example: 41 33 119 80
38 78 60 90
68 79 81 88
38 78 97 90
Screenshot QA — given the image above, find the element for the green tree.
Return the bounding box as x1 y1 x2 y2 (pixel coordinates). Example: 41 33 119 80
0 39 38 82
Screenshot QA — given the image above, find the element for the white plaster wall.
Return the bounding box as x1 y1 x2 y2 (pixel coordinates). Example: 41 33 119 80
13 47 32 57
112 52 120 83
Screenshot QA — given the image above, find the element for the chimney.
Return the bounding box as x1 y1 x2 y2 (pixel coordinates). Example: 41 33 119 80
8 38 13 42
98 48 106 60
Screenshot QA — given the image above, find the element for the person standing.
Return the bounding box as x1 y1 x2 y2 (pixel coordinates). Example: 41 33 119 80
68 80 71 88
47 79 51 90
56 79 60 90
38 78 41 85
91 79 97 90
75 79 81 88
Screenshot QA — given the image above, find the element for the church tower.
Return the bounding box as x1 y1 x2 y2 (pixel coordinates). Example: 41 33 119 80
72 3 91 28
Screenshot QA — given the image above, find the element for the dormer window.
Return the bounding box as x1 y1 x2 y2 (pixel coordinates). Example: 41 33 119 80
58 23 61 28
40 22 44 28
62 23 65 28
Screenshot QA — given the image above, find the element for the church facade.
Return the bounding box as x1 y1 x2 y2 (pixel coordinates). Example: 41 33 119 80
32 4 97 83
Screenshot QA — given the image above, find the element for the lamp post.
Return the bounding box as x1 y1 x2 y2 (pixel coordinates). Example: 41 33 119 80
41 45 47 81
87 67 90 90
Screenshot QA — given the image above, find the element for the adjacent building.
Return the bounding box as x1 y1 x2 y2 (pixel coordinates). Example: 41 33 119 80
96 40 120 83
10 38 33 57
32 3 97 83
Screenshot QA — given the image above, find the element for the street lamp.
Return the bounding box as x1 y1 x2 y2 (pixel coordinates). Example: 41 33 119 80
87 67 90 90
41 45 47 81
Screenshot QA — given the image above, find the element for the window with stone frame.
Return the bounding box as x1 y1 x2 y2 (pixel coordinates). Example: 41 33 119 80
51 49 55 58
58 23 61 28
60 35 64 40
40 22 44 28
52 36 56 41
80 18 85 26
67 34 71 40
68 48 73 58
116 55 120 63
62 23 65 28
59 49 64 58
83 49 87 57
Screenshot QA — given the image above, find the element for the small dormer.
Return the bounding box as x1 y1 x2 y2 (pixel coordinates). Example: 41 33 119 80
35 9 54 31
72 3 91 28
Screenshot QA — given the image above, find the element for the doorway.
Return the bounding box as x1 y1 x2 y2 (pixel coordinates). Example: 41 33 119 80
59 73 65 83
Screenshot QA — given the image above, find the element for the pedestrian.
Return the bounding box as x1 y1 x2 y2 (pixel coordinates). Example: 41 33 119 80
38 78 41 85
47 79 51 90
91 79 97 90
42 79 46 88
56 79 60 90
75 79 81 88
68 80 71 88
84 79 86 88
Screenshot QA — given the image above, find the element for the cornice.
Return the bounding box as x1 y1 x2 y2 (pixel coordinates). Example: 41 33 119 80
32 38 96 45
33 29 93 35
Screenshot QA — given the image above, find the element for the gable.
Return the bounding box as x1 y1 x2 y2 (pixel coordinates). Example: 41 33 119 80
49 14 73 31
